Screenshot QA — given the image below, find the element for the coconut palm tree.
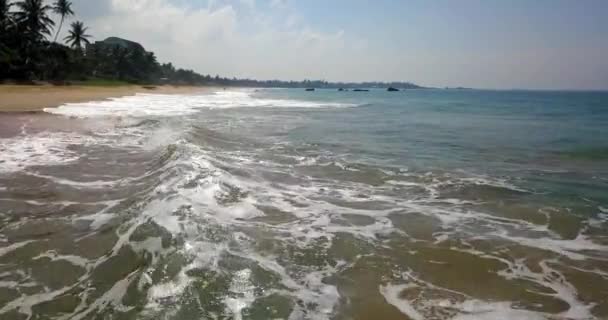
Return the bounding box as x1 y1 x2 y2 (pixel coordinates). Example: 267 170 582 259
0 0 14 33
14 0 55 42
64 21 91 50
52 0 73 42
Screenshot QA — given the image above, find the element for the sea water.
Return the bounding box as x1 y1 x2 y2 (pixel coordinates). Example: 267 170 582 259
0 88 607 319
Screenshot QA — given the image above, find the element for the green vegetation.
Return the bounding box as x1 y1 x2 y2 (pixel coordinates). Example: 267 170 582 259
1 0 157 84
0 0 422 88
52 0 72 43
64 20 90 50
0 0 210 85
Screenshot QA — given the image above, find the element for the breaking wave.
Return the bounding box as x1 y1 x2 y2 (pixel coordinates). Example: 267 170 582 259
0 90 606 319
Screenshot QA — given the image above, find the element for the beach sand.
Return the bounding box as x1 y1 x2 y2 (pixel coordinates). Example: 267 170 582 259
0 85 212 112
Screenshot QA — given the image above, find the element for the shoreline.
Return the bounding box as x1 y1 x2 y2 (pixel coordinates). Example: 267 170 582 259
0 85 214 112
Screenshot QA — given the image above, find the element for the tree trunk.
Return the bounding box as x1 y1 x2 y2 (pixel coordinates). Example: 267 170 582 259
53 16 64 43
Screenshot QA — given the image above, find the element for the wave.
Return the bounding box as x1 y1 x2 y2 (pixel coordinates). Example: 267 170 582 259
44 90 358 118
1 90 607 319
0 131 84 173
557 147 608 161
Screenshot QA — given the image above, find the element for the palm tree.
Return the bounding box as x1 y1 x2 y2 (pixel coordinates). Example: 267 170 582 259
64 21 91 50
14 0 55 42
52 0 73 42
0 0 14 32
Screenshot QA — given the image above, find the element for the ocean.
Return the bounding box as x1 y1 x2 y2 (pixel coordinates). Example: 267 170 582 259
0 88 607 319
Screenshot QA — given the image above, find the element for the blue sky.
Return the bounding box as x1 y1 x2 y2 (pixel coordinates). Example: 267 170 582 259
65 0 608 89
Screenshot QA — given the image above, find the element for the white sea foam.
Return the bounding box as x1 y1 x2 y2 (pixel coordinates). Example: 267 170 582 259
69 271 138 320
380 282 547 320
114 137 607 318
198 90 357 109
0 132 81 173
44 90 356 119
0 241 35 257
44 94 204 118
498 259 595 320
456 175 530 193
0 117 189 175
32 251 89 268
379 283 424 320
224 269 255 320
29 172 134 188
147 270 192 305
2 88 604 319
449 300 546 320
76 212 116 229
380 260 594 320
493 231 608 261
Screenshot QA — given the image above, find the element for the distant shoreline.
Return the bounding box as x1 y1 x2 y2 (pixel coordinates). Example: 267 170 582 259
0 84 214 113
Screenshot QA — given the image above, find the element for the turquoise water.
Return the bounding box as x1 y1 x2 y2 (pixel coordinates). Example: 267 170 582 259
0 88 607 319
255 89 608 199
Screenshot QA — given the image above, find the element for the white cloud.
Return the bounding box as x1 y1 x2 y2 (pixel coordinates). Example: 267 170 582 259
59 0 608 89
269 0 288 9
67 0 362 80
239 0 255 9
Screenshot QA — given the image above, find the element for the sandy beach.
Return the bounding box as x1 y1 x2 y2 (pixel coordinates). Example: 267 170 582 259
0 85 211 112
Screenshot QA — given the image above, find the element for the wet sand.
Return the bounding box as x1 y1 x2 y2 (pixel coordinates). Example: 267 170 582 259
0 85 213 112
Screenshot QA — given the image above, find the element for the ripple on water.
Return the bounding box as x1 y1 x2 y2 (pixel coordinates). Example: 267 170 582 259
0 91 606 319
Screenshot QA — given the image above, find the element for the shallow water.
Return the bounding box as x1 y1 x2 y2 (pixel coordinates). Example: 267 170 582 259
0 89 607 319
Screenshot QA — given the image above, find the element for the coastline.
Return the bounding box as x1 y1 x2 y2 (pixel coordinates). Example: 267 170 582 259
0 85 213 112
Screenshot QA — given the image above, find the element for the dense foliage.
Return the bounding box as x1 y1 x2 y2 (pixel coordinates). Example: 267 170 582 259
1 0 169 83
1 0 422 88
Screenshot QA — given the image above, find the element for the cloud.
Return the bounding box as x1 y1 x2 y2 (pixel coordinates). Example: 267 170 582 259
66 0 359 80
54 0 608 89
269 0 288 9
239 0 255 9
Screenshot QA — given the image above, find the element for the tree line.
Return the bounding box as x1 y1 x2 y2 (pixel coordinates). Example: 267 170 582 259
1 0 422 88
1 0 186 84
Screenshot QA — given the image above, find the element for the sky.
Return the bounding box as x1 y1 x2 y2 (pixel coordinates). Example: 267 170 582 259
56 0 608 90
